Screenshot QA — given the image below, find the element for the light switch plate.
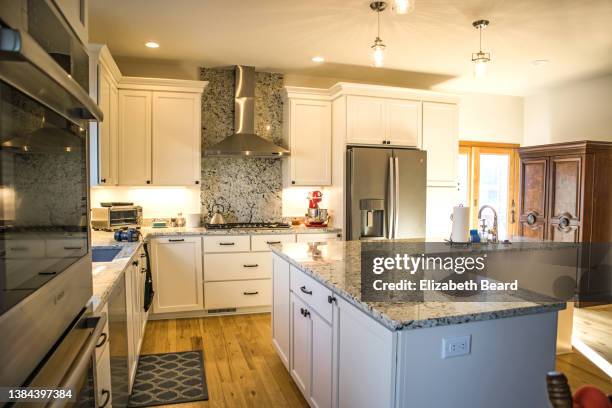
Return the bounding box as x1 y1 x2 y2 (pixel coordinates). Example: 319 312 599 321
442 335 471 359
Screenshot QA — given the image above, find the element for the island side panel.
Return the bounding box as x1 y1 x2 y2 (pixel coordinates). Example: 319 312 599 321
395 311 558 408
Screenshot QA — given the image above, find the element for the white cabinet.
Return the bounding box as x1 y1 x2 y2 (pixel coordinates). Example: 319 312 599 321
346 96 420 147
346 96 386 145
151 237 203 314
310 310 333 408
204 280 271 310
152 92 201 186
95 341 112 408
126 246 149 386
283 98 332 186
272 255 290 369
422 102 458 186
290 293 312 396
97 67 118 185
296 232 339 243
118 90 152 185
386 98 421 147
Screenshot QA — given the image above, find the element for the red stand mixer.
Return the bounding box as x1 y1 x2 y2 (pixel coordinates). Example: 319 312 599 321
305 190 329 227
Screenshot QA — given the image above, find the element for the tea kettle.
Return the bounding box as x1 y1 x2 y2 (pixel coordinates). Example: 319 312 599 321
209 204 226 225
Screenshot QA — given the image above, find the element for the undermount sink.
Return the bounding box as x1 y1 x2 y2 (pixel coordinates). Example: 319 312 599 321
92 246 122 262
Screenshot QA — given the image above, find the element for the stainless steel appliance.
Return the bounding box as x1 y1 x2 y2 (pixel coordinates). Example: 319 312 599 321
360 198 385 238
91 205 143 230
0 0 102 395
346 146 426 240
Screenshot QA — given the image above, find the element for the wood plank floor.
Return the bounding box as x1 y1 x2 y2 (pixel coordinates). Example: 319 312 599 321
139 313 308 408
140 313 611 407
573 304 612 363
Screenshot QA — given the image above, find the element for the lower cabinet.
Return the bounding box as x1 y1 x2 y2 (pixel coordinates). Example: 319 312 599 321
126 245 150 388
151 237 203 314
95 343 112 408
272 255 291 369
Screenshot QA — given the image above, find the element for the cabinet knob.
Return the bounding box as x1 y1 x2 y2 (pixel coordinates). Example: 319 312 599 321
132 260 138 266
292 181 296 185
195 180 200 185
328 295 337 304
146 180 151 184
100 178 106 183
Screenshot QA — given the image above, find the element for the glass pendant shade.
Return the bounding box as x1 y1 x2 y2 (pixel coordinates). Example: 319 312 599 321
372 40 386 67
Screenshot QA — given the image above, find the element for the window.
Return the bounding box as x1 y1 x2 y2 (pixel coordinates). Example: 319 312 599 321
458 142 519 238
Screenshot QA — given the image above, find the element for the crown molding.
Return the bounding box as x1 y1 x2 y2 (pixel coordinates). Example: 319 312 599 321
282 86 332 101
118 76 208 93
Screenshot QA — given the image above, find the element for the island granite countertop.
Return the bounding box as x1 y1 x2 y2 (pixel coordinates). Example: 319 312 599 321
142 225 341 238
270 240 567 331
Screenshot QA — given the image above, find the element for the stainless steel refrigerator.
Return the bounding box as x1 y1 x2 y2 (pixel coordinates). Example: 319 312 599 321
346 146 426 240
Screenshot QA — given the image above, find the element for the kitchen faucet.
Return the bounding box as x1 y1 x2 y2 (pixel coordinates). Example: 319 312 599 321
478 205 499 243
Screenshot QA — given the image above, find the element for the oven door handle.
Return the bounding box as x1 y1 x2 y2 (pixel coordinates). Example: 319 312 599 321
47 314 107 408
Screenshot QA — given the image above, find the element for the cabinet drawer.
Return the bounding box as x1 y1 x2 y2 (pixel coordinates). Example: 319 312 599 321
205 279 271 309
296 233 339 243
251 234 296 252
290 266 333 323
204 252 272 281
46 238 87 258
5 240 45 259
203 235 250 253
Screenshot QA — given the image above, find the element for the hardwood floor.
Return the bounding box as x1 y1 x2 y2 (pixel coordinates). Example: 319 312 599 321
139 313 308 408
573 304 612 363
140 313 611 407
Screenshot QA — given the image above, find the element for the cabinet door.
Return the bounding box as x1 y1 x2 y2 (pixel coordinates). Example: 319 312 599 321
519 157 547 238
310 311 333 408
124 264 136 383
97 67 118 185
346 96 386 145
290 293 312 398
548 155 582 242
272 255 290 369
152 92 201 186
151 237 203 313
95 342 112 408
288 99 332 186
385 99 421 147
118 90 152 185
422 102 458 186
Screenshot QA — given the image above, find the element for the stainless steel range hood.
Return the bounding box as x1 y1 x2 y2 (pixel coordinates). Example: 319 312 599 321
204 65 289 158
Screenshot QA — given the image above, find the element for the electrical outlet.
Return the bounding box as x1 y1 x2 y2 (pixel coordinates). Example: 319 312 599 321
441 335 471 359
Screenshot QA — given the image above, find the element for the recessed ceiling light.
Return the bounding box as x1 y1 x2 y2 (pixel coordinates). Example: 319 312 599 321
312 56 325 63
145 41 160 49
532 59 549 67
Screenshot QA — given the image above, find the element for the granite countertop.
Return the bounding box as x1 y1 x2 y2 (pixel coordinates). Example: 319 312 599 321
142 225 341 238
90 231 142 313
270 240 567 331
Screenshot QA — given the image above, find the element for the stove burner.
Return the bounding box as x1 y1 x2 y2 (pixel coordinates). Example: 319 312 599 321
205 222 291 230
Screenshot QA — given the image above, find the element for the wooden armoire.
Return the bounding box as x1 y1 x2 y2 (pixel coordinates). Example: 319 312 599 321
518 140 612 306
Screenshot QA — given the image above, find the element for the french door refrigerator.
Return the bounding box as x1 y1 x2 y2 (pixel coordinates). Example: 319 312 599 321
346 146 427 240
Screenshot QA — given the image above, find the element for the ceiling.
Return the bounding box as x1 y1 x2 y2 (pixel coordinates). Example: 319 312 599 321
89 0 612 96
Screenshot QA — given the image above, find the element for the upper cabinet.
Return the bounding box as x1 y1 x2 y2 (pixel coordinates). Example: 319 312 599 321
89 46 207 186
346 95 420 147
422 101 458 187
118 90 152 185
54 0 89 44
282 89 332 186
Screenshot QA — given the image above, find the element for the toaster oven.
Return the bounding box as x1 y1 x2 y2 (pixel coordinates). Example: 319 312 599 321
91 205 142 230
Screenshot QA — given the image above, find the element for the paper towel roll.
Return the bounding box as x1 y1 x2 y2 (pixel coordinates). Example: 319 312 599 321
450 206 470 243
186 213 201 228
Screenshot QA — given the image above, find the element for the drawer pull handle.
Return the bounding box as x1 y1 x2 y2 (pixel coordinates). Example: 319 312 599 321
266 241 281 244
96 332 108 348
132 260 138 266
219 242 235 246
243 291 259 295
328 295 337 304
169 238 185 242
243 264 259 268
300 286 313 295
63 246 83 250
300 308 311 318
99 389 111 408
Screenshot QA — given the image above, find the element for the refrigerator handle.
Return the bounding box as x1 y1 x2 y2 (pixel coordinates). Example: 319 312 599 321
347 149 354 239
387 156 395 239
394 157 400 239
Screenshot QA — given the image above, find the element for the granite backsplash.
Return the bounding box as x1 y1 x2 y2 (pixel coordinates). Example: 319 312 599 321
199 67 284 223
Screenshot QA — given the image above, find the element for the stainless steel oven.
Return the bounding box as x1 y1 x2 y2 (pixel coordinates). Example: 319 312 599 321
0 0 103 395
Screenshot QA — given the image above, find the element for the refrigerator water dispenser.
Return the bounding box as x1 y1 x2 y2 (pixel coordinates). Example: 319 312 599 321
360 199 385 238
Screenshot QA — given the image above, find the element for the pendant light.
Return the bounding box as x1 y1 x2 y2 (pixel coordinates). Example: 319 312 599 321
393 0 414 15
471 19 491 77
370 1 387 67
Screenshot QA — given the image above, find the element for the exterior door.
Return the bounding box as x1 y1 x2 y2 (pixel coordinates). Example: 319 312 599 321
548 155 583 242
519 157 547 239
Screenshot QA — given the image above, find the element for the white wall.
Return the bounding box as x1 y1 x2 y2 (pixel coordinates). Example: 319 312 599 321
458 93 524 144
90 186 201 218
523 73 612 146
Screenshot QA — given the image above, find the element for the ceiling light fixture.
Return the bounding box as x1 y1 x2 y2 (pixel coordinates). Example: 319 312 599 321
471 20 491 77
370 1 387 67
312 56 325 63
393 0 414 15
145 41 160 49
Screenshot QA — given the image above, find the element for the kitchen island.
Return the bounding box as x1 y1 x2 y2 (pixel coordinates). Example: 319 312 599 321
270 240 567 408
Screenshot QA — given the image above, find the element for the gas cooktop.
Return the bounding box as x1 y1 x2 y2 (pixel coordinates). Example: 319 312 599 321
204 222 291 230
